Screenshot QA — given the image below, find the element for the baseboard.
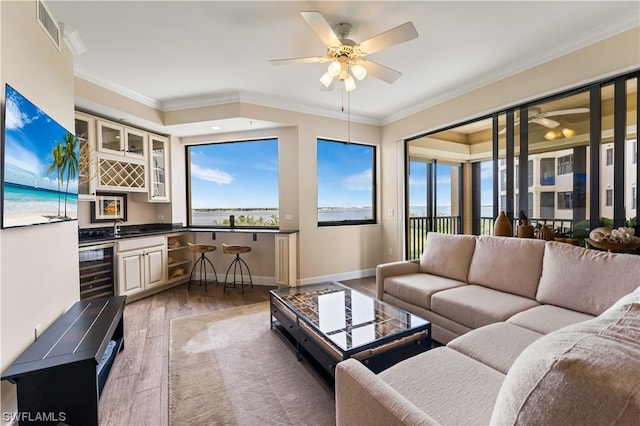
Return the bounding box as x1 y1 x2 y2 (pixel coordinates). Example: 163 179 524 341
192 269 375 287
297 268 376 286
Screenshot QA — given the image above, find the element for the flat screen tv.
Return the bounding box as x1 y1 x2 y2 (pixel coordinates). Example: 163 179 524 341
2 84 78 228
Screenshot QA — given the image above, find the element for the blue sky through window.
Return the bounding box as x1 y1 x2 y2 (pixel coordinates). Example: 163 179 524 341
317 140 374 208
409 160 494 216
188 139 278 209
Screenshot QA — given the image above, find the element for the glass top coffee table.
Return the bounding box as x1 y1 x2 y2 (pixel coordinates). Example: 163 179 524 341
270 281 431 384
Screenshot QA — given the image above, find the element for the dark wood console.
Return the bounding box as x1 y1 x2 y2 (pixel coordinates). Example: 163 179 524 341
1 296 126 425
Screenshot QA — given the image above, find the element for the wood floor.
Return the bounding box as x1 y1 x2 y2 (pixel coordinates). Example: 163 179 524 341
97 277 376 425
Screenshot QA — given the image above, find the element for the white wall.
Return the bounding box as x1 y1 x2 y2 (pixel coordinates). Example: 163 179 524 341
0 1 79 419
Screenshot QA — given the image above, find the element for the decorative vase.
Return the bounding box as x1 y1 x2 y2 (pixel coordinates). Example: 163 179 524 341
494 211 513 237
517 224 535 238
536 225 555 241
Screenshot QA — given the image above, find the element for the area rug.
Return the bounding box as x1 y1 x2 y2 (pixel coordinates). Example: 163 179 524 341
169 302 335 425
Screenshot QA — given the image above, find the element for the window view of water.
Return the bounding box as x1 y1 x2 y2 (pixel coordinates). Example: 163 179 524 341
190 205 496 227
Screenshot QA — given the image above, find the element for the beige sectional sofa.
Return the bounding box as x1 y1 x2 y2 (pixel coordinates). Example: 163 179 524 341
336 232 640 425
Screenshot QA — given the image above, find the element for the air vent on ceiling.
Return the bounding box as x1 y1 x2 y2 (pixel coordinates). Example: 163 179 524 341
36 0 61 51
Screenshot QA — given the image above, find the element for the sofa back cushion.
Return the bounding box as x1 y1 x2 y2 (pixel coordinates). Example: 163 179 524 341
537 241 640 315
419 232 476 282
490 286 640 426
467 236 545 299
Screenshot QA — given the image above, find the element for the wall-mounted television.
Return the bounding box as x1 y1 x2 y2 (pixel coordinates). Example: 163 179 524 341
2 84 78 228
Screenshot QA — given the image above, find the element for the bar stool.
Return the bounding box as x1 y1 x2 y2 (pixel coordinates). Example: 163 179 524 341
187 243 218 291
222 243 253 294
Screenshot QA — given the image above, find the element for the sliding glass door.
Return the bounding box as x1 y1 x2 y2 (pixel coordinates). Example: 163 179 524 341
402 70 639 260
406 152 461 259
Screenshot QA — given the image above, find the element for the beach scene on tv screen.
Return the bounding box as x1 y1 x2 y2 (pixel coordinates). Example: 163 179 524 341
3 85 78 228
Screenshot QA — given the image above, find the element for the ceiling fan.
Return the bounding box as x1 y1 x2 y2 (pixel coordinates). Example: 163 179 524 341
499 107 590 138
269 11 418 91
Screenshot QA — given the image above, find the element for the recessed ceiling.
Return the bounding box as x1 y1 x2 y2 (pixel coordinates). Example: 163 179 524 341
48 1 640 137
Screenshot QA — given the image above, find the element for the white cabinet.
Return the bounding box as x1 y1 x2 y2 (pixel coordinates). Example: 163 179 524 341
117 236 167 296
96 119 146 160
148 134 170 202
75 112 97 201
76 111 170 197
118 249 144 295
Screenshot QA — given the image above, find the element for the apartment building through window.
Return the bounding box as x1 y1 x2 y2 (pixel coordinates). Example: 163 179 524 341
606 189 613 207
540 158 555 185
557 154 573 175
558 191 573 209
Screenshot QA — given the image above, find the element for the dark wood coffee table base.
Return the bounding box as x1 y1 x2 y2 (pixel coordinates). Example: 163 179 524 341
270 286 431 386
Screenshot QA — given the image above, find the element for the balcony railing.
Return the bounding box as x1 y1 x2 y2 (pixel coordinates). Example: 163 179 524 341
410 215 580 259
480 216 576 237
408 216 460 259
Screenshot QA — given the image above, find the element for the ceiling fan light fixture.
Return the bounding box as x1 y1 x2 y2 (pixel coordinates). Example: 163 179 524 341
544 130 558 141
561 127 575 138
327 60 341 77
351 64 367 80
320 71 334 88
344 75 356 92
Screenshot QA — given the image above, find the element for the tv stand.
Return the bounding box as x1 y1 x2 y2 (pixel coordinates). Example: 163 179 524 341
1 296 126 426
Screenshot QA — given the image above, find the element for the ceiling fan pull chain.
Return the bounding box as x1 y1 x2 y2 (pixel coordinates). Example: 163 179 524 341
347 89 351 143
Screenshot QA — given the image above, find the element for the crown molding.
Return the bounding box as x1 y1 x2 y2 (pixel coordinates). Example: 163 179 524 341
77 70 381 126
384 20 640 126
74 68 163 110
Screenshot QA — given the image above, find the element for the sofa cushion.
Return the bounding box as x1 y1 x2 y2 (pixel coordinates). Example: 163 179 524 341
419 232 476 282
507 304 594 334
537 241 640 316
491 286 640 426
379 347 505 426
467 236 545 299
431 285 539 329
384 273 466 310
447 322 543 374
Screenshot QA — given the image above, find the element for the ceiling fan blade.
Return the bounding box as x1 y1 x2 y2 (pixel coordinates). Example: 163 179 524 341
539 107 590 117
530 117 560 128
300 11 342 47
358 22 418 55
360 59 401 84
269 56 327 65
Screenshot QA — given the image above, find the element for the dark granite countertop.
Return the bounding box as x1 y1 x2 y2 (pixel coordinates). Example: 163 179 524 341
78 224 298 246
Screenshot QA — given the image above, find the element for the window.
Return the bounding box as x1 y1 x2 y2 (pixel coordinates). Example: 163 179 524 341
540 158 555 185
633 141 637 164
186 138 279 227
540 192 555 218
557 154 573 175
528 161 533 187
633 187 637 210
317 139 376 225
606 148 613 166
605 189 613 207
557 191 573 209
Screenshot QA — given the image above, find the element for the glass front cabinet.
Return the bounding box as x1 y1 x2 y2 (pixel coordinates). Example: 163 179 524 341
148 134 170 202
97 119 146 160
75 112 97 201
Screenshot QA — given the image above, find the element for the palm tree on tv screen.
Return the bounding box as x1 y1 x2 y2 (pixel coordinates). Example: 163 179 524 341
61 132 79 218
47 142 64 217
